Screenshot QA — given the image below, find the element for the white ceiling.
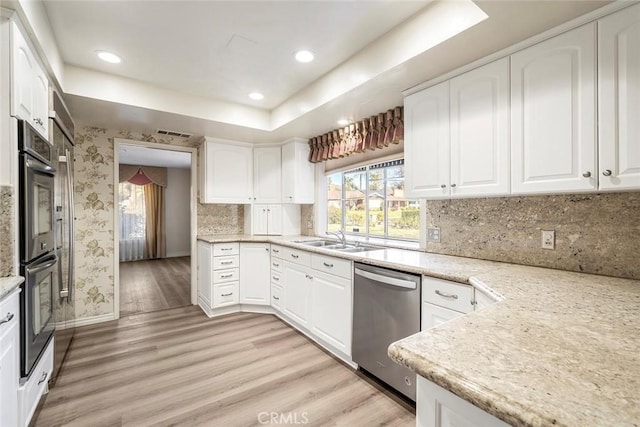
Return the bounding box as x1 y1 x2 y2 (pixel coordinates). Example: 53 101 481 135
118 145 192 169
37 0 613 143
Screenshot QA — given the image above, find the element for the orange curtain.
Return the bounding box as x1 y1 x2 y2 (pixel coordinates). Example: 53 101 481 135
143 183 166 259
308 106 403 163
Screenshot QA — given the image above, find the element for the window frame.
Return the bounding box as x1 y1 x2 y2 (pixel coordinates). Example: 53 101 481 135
327 158 419 242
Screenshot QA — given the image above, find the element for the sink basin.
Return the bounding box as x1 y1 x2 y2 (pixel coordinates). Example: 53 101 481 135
335 247 378 253
294 239 382 253
294 239 339 247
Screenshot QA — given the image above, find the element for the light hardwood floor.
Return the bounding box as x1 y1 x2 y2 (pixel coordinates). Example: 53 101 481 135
119 256 191 317
33 307 415 427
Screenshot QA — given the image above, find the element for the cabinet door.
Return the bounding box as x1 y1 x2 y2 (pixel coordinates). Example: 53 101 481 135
282 140 315 203
253 147 281 203
31 62 49 138
11 24 34 121
511 23 597 194
267 204 282 235
310 270 352 355
252 205 269 235
421 302 464 331
201 142 253 203
282 261 311 326
450 58 510 197
197 241 212 307
598 3 640 191
404 81 451 198
239 243 271 305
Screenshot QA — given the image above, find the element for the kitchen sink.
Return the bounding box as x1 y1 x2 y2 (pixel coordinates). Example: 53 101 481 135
334 247 378 253
293 239 338 247
294 240 382 253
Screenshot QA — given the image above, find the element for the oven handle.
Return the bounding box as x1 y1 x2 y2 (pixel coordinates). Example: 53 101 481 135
65 147 74 299
26 157 55 175
355 268 417 290
26 255 57 275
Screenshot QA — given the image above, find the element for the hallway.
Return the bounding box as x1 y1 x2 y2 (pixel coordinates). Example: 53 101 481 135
120 256 191 317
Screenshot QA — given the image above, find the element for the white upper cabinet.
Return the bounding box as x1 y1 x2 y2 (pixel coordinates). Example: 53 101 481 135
405 81 450 199
511 23 597 195
450 57 510 197
252 204 283 235
10 23 49 139
199 139 253 204
253 146 281 203
598 3 640 191
281 138 315 203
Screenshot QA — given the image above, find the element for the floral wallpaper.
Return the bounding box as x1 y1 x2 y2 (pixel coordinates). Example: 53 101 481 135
73 126 228 320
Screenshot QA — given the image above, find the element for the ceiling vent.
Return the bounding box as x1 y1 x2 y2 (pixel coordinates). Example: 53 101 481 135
156 129 192 138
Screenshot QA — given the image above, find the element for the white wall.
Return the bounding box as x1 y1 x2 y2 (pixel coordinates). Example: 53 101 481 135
165 168 191 258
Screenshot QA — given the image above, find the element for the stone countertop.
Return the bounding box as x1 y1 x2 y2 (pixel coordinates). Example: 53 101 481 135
197 234 640 426
0 276 23 300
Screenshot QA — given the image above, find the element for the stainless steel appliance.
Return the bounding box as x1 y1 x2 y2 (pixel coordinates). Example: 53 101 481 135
50 90 76 385
352 263 421 401
18 119 57 378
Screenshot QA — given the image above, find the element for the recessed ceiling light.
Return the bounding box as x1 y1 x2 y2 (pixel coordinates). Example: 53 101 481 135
337 119 350 126
295 50 314 63
96 50 122 64
248 92 264 100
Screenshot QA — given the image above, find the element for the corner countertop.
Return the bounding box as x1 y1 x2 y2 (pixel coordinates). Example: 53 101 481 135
0 276 24 300
197 234 640 426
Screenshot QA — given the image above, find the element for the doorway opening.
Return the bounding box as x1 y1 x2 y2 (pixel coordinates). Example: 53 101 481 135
114 140 197 318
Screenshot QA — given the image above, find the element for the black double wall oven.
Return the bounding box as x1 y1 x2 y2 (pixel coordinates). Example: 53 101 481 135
18 120 57 379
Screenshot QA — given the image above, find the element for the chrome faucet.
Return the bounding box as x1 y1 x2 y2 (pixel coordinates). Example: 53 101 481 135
326 230 346 245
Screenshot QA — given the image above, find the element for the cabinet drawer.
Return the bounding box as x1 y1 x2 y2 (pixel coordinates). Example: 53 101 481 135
20 338 53 426
270 259 283 273
0 290 19 336
212 282 239 308
213 268 239 283
213 243 239 256
311 254 352 279
213 255 239 270
281 247 311 266
271 271 282 285
271 283 282 310
423 276 474 314
271 245 285 258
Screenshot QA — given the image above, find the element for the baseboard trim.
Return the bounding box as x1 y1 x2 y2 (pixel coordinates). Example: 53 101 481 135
165 251 191 258
64 313 116 328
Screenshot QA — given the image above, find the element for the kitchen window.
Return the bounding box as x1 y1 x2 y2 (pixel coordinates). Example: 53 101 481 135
327 159 419 241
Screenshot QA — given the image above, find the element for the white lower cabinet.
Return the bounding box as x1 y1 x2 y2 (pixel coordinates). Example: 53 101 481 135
239 243 270 305
417 376 509 427
282 261 312 327
310 270 351 355
0 289 19 427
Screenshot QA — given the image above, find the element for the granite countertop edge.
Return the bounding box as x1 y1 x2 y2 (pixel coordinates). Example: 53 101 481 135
0 276 24 300
198 234 640 426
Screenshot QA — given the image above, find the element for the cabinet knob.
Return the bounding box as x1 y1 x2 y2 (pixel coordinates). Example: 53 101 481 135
440 184 447 188
602 169 612 177
451 183 457 188
582 171 592 178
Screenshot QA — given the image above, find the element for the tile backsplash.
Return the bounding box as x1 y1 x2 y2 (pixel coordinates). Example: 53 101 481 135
300 204 314 236
424 192 640 280
197 203 244 235
0 185 15 277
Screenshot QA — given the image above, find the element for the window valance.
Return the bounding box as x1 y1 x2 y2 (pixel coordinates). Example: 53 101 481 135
308 106 403 164
119 165 168 187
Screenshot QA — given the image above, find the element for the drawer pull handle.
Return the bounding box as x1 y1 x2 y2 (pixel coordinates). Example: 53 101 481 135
602 169 612 176
221 248 233 251
273 249 279 253
221 292 233 297
272 262 279 267
220 274 233 278
435 290 458 300
0 313 14 325
323 262 334 268
305 274 313 280
273 296 280 301
37 371 48 385
220 261 233 265
291 254 299 259
272 276 280 281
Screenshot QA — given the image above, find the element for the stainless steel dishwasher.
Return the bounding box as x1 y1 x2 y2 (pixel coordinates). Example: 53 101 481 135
352 262 421 401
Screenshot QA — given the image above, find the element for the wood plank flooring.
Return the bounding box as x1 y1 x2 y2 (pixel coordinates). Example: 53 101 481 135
119 257 191 317
33 307 415 427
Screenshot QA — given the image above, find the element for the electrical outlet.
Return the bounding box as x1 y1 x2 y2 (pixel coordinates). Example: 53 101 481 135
427 227 441 243
541 230 555 250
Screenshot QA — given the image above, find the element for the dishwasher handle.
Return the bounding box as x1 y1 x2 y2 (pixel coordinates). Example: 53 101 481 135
355 268 417 290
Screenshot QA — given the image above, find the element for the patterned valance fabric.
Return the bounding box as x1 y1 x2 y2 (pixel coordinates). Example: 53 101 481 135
119 165 168 187
308 106 403 163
